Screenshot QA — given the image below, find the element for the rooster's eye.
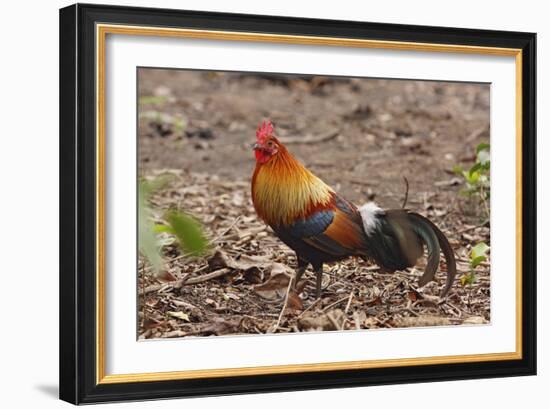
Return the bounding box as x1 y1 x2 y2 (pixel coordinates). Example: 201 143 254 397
267 141 274 148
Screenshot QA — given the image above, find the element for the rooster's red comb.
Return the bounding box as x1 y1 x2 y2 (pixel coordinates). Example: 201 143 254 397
256 120 274 143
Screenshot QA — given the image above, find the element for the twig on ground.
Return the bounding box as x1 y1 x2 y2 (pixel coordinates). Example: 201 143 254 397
162 330 188 338
327 313 342 331
138 268 233 295
139 281 177 295
349 178 379 187
321 295 350 313
340 290 355 330
353 312 362 330
171 299 201 311
297 298 323 319
211 216 242 243
343 290 354 314
271 276 294 333
401 176 409 209
183 268 232 285
456 219 489 234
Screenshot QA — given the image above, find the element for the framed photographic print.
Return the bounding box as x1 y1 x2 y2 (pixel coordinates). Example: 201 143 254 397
59 3 536 404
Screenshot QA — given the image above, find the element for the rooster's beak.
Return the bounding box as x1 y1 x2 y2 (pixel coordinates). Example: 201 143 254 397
251 142 261 150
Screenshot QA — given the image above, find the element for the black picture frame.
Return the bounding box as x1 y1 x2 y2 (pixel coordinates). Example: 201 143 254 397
59 3 536 404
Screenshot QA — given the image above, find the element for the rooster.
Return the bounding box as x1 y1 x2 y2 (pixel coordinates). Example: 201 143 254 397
251 120 456 299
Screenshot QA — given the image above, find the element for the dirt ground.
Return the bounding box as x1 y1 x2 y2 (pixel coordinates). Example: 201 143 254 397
137 69 491 339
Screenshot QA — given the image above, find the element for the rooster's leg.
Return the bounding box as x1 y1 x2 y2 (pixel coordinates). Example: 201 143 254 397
314 264 324 299
294 257 308 288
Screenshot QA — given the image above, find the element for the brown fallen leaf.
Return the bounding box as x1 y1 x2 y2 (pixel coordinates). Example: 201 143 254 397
207 250 235 270
234 253 273 268
462 316 488 325
392 315 452 328
207 250 277 282
223 292 240 301
407 290 419 302
253 273 292 300
298 309 345 331
200 317 244 336
366 296 382 307
145 298 160 307
363 316 379 329
162 330 188 338
156 269 178 283
171 299 200 311
266 262 294 277
243 267 264 284
143 317 165 330
286 291 304 311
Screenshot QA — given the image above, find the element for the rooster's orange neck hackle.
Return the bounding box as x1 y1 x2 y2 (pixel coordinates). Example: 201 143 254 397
251 121 334 227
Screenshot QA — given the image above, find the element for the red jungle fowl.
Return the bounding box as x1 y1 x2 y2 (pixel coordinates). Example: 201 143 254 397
251 120 456 299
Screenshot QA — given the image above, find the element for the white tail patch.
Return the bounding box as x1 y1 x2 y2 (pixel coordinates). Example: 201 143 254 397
358 202 384 235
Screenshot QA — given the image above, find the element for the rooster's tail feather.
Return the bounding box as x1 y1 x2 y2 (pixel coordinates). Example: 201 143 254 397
360 207 456 297
407 213 441 287
407 213 456 297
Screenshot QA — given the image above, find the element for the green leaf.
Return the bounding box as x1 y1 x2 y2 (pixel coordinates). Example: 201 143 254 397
139 95 168 106
476 142 490 154
138 182 163 273
142 173 176 194
153 223 176 234
460 272 477 287
469 162 483 176
157 235 176 247
464 170 480 184
165 211 208 255
452 165 464 175
470 255 487 268
480 161 490 171
471 242 490 260
477 149 490 165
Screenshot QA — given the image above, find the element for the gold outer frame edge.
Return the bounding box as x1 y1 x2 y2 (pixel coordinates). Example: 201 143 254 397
95 23 523 385
101 352 518 384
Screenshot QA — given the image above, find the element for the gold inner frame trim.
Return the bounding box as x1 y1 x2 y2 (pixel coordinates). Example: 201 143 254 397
96 23 523 385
